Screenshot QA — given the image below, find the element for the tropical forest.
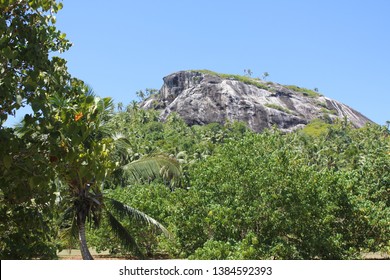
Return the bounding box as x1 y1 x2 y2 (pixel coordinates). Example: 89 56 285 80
0 1 389 260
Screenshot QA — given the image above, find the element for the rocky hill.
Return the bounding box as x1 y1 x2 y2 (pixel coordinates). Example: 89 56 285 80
141 70 372 132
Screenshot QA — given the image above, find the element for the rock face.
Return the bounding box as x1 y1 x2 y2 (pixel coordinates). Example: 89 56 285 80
141 70 372 132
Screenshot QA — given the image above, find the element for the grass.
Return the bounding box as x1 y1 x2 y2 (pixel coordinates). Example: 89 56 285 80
284 85 322 98
190 70 323 98
320 108 338 115
191 70 270 90
264 103 293 114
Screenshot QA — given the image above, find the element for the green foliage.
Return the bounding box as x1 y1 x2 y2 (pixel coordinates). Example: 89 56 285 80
1 1 177 260
243 69 253 77
285 85 322 98
189 70 322 97
264 103 293 114
1 1 388 260
0 193 59 259
183 125 389 259
262 72 270 80
190 232 262 260
0 0 71 259
0 0 71 125
301 118 331 137
87 183 175 257
192 70 270 90
136 88 159 101
123 155 182 188
52 94 182 259
320 108 338 115
103 107 249 189
95 116 389 259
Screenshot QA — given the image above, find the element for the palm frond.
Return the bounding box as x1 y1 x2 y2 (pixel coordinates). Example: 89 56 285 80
84 84 96 97
106 198 172 239
95 96 114 116
111 133 132 153
59 215 78 251
60 205 77 222
105 210 144 258
123 154 182 188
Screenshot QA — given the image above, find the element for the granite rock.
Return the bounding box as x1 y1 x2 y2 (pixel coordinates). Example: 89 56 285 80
141 71 372 132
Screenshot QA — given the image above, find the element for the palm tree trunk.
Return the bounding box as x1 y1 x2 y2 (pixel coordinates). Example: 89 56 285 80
77 214 94 260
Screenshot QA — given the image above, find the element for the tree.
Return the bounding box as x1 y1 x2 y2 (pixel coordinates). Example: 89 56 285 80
0 0 71 126
136 88 159 102
1 1 181 259
0 0 72 259
161 125 389 259
136 90 145 101
48 87 182 260
244 69 253 77
0 127 60 259
117 102 124 112
262 72 269 80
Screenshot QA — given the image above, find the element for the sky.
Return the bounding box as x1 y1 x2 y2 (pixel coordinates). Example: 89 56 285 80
6 0 390 126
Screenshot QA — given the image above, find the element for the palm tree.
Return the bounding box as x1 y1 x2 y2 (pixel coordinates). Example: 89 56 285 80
49 84 182 259
59 154 181 260
59 169 175 260
262 72 269 80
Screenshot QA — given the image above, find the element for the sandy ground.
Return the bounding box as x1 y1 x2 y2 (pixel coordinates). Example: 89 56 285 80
57 249 134 260
57 249 389 260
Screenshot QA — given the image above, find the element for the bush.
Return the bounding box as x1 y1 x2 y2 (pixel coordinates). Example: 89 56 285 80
172 125 389 259
89 117 390 259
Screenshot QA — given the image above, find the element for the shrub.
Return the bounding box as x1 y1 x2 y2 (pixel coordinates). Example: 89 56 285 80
285 85 321 98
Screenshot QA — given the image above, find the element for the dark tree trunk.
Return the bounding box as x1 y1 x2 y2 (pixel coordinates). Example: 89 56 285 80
77 214 94 260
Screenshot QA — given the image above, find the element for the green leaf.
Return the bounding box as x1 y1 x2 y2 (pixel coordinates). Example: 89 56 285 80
123 155 182 188
105 210 144 258
2 46 14 59
3 155 11 169
107 198 172 239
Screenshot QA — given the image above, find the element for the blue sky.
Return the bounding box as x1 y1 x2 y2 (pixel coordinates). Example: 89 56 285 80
6 0 390 126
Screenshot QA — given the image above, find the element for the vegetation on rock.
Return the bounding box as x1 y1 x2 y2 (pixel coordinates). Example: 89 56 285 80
192 69 270 90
